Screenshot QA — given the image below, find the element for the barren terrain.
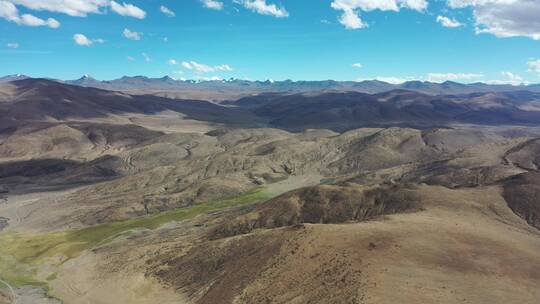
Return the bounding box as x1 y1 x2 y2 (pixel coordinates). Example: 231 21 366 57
0 79 539 303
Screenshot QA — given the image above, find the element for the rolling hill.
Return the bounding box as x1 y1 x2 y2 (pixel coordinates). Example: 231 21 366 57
0 77 539 304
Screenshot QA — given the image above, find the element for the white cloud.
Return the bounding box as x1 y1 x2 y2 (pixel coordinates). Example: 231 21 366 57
487 71 525 85
401 0 429 11
427 72 484 82
448 0 540 40
376 77 408 84
160 5 175 17
7 42 19 48
46 17 60 27
20 13 60 27
4 0 145 19
142 52 151 62
73 33 105 46
194 75 224 81
374 76 409 84
331 0 428 29
110 1 145 19
182 61 214 72
5 0 106 17
352 63 363 68
201 0 223 10
528 59 540 75
234 0 289 18
436 15 464 28
337 7 367 29
180 61 193 70
501 71 522 81
215 64 233 71
448 0 517 9
127 56 135 61
0 1 60 28
357 76 417 84
0 1 19 22
123 28 142 40
172 60 233 73
331 0 398 12
73 33 92 46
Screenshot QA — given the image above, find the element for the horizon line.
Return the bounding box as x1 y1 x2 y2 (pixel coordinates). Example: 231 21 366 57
1 74 537 87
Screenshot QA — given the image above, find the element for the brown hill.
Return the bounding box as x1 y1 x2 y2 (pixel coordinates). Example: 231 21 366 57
0 79 258 126
227 90 540 131
212 184 421 238
1 78 540 304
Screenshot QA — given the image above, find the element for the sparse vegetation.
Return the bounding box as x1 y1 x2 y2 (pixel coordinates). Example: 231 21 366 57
0 188 272 287
319 178 337 185
2 78 540 303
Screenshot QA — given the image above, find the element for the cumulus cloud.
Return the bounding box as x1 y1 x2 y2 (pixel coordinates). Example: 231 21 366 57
170 60 233 73
234 0 289 18
73 33 105 46
401 0 429 11
374 76 409 84
436 15 464 28
427 72 484 82
123 28 142 40
160 5 175 17
363 73 485 84
215 64 233 71
74 33 92 46
357 76 417 84
201 0 223 10
447 0 516 9
0 1 60 28
20 13 60 27
7 42 19 48
4 0 145 19
331 0 428 29
110 1 145 18
501 71 522 81
338 8 366 29
487 71 525 85
352 63 363 68
528 59 540 75
181 61 214 72
0 1 19 22
194 75 224 81
448 0 540 40
5 0 106 17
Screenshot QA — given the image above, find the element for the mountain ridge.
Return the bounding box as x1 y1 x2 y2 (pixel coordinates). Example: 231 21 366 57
2 75 539 101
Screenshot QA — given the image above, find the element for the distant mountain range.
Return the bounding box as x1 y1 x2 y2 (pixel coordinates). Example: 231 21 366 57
3 78 540 132
233 89 540 131
2 74 540 101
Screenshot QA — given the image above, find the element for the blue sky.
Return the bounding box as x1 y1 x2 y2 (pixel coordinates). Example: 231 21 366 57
1 0 540 83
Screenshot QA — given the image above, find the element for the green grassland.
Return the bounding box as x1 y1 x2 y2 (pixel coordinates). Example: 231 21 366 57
0 188 273 287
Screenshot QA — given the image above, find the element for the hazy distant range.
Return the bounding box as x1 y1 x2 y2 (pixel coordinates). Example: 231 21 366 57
2 74 540 101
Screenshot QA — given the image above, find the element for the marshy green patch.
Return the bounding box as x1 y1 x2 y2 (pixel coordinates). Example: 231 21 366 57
320 178 337 185
0 188 273 287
